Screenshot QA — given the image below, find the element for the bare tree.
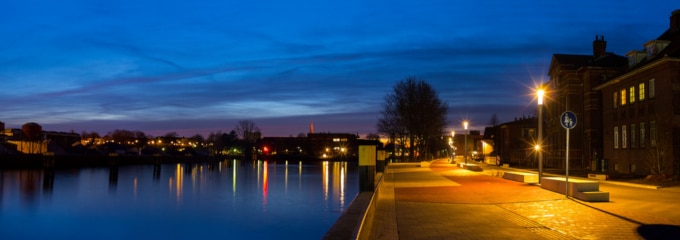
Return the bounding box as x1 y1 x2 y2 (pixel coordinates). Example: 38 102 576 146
188 134 205 144
235 120 261 142
108 129 135 143
377 94 408 161
235 120 261 160
207 131 223 154
164 132 179 138
645 131 669 177
488 113 499 127
377 77 448 161
366 133 381 140
81 131 101 145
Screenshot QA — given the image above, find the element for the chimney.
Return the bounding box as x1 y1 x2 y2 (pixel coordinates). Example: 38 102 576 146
593 35 607 58
672 9 680 31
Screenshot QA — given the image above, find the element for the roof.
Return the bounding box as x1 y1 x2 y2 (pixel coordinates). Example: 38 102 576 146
551 53 627 70
594 13 680 90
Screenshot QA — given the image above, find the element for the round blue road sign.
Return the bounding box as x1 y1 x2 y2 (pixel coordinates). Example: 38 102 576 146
560 111 577 129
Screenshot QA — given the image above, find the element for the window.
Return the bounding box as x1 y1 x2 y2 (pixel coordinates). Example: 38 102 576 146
647 44 656 56
620 89 627 106
650 121 657 147
639 82 645 101
649 79 655 99
629 86 635 104
613 92 618 109
614 126 619 149
630 124 636 148
640 122 646 148
622 125 627 149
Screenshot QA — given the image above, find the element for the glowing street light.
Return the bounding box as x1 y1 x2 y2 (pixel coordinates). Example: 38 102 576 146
463 121 469 164
537 88 545 184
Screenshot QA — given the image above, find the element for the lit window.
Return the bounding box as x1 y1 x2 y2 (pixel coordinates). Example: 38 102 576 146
622 125 627 149
620 89 627 106
640 122 646 148
638 82 645 101
614 127 619 149
629 86 635 104
649 79 655 99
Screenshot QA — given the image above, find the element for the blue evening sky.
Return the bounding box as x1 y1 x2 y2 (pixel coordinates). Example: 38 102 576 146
1 1 677 137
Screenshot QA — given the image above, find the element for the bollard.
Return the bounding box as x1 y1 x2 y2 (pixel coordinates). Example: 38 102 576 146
376 150 386 173
359 145 376 192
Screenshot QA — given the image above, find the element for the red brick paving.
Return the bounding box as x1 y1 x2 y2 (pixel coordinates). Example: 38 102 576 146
366 159 680 239
397 161 564 204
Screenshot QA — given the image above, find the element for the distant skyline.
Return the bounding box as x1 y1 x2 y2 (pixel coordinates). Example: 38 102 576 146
1 1 677 137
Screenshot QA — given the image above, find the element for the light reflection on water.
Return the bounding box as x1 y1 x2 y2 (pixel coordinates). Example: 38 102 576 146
0 160 358 239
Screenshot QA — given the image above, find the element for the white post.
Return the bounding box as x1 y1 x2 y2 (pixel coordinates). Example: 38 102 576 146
537 89 544 184
565 128 569 198
463 121 469 165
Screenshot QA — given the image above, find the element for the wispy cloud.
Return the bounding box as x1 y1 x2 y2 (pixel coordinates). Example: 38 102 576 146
0 0 676 136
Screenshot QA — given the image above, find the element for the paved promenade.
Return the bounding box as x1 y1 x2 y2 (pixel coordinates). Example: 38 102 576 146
364 159 680 240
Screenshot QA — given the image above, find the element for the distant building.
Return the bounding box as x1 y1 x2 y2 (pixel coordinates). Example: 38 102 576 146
258 133 360 160
259 136 308 157
496 117 537 166
3 122 81 155
307 133 358 160
447 130 482 161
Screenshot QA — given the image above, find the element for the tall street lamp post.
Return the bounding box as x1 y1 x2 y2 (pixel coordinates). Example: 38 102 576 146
537 89 545 184
451 130 455 163
463 121 469 164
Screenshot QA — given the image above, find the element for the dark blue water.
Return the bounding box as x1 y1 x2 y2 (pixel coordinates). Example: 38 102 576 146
0 160 358 239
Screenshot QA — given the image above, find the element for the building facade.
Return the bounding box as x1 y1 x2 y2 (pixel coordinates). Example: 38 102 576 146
595 10 680 176
496 117 537 166
545 36 627 170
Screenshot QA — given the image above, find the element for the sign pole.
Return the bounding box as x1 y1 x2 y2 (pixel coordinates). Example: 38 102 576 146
560 111 576 198
565 128 569 198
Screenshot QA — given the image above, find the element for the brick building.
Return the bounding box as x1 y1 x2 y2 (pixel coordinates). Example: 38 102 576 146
545 36 627 169
496 116 537 166
594 10 680 176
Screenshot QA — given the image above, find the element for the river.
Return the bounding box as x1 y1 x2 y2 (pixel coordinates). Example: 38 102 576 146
0 160 359 239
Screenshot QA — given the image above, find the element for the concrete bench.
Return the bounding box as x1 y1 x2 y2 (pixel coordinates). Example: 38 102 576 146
489 170 504 177
456 162 483 171
502 171 538 183
587 173 608 180
541 177 609 202
574 191 610 202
